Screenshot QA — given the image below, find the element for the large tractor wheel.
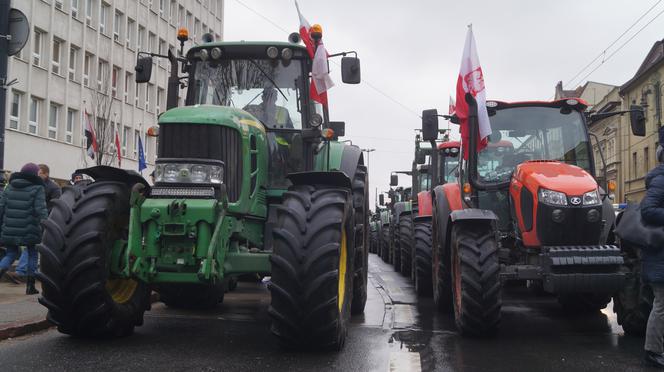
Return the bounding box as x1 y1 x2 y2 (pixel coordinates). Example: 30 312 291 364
158 283 225 309
38 181 150 337
392 224 402 272
269 185 355 350
380 225 390 263
351 166 369 315
558 293 611 313
413 219 433 296
432 205 453 313
450 222 501 335
614 266 653 336
398 214 413 278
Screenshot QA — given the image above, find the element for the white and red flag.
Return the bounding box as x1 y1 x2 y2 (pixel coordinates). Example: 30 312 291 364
295 1 332 106
84 111 98 159
455 26 491 159
114 123 122 167
449 96 456 115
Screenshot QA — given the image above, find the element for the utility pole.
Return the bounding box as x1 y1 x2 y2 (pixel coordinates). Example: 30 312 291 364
0 0 11 171
361 148 375 167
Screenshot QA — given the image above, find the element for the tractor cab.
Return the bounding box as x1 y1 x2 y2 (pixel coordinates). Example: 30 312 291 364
438 141 460 184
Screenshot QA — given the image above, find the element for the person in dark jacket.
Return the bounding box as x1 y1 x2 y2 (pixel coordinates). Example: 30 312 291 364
0 163 48 295
38 164 61 207
640 142 664 368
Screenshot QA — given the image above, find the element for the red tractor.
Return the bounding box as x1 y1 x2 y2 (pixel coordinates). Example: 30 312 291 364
409 140 460 296
422 96 645 335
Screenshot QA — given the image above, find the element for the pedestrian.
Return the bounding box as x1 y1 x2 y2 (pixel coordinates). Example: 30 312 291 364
71 172 84 185
640 137 664 368
0 163 48 295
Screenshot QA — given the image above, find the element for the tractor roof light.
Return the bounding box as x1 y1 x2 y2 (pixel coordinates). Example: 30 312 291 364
177 28 189 42
322 128 335 140
566 99 579 106
198 49 209 61
281 48 293 60
267 46 279 59
486 101 498 108
210 47 222 60
310 24 323 40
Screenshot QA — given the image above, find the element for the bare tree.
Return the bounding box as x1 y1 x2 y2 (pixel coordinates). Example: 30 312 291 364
84 64 118 166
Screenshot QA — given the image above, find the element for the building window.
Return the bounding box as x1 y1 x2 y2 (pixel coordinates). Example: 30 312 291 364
126 18 135 49
159 0 165 15
71 0 78 18
138 26 146 50
66 109 76 143
29 97 41 134
122 126 129 156
33 29 44 66
124 72 132 104
135 81 140 106
97 59 107 91
55 0 64 11
133 129 140 157
9 91 22 130
169 0 176 22
68 45 78 81
83 52 91 86
633 152 638 179
113 10 123 42
186 11 192 31
146 83 153 111
49 103 59 139
143 132 149 159
194 18 200 40
99 2 109 34
52 39 62 75
85 0 93 27
157 87 164 113
112 66 119 98
148 32 156 54
178 5 185 26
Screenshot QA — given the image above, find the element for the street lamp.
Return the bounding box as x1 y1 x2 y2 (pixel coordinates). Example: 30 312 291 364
361 148 375 167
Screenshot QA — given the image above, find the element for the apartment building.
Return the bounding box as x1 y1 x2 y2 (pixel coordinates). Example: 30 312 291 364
4 0 224 182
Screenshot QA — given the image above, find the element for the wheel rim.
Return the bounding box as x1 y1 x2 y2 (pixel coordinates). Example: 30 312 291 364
338 228 347 313
106 278 138 304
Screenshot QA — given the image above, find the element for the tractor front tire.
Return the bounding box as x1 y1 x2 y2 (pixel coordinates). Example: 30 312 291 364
450 222 501 336
413 219 433 296
559 293 611 313
432 205 453 313
614 270 653 336
38 181 150 338
269 185 355 351
392 225 402 273
380 226 390 263
399 214 413 278
351 166 369 315
159 283 225 309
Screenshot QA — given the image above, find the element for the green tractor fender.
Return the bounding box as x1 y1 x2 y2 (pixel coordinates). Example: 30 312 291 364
314 141 364 181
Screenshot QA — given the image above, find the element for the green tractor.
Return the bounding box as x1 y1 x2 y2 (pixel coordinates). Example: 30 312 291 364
377 194 392 262
386 175 412 271
37 31 369 350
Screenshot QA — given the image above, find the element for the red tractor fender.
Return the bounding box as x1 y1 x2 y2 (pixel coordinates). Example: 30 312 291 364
431 183 463 261
417 191 433 217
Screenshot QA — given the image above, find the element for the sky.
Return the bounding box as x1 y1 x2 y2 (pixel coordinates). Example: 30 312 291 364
224 0 664 208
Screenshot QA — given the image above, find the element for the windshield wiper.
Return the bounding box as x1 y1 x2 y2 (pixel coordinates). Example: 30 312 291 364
247 59 289 102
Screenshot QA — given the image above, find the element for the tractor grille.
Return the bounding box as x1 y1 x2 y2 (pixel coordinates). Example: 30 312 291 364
158 123 242 202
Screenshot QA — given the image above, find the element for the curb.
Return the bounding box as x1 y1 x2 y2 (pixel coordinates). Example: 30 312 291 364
0 292 161 342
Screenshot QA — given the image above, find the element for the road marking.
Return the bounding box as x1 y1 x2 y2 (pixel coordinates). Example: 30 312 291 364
388 351 422 372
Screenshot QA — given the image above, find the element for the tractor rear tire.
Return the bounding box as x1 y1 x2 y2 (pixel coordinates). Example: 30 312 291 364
269 185 355 351
413 219 433 296
380 226 390 263
432 205 453 313
351 166 369 315
450 222 501 336
37 181 150 338
159 283 225 309
392 224 402 273
558 293 611 313
399 214 413 278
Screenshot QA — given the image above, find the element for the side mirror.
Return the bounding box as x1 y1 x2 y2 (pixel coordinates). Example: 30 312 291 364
329 121 345 138
135 56 153 83
379 194 385 206
390 174 398 186
422 109 439 141
416 151 426 164
630 105 646 136
341 57 361 84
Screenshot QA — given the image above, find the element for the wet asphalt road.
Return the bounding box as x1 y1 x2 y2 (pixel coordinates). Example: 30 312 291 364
0 254 658 372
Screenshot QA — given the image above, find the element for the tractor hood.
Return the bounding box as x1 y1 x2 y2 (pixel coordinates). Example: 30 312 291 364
159 105 265 134
512 161 597 195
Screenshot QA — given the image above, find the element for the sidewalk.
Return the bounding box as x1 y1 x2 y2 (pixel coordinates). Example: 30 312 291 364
0 280 51 340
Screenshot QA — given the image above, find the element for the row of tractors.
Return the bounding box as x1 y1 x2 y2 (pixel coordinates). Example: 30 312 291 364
371 96 652 336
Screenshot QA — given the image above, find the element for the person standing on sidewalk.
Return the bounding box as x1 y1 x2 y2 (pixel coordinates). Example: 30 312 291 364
0 163 48 295
9 164 61 283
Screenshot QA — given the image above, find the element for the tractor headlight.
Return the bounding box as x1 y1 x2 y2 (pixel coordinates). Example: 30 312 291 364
583 189 601 205
155 162 223 184
538 188 567 206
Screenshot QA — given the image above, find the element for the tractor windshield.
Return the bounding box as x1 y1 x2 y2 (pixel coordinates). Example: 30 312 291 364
443 157 459 184
192 59 305 129
478 106 592 183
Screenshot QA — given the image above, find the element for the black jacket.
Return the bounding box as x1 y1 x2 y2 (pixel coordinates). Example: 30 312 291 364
43 177 61 208
0 172 48 246
640 164 664 283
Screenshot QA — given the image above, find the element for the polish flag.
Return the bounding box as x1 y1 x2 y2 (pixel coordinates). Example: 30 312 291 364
295 1 331 106
455 26 491 159
84 110 98 159
449 96 456 115
115 123 122 167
